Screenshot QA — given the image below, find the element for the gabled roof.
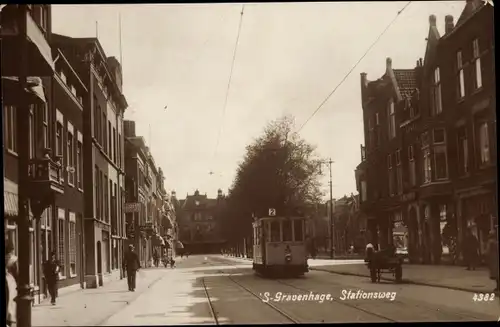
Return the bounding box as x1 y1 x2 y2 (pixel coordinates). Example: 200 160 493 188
393 69 417 98
423 15 441 68
455 0 484 27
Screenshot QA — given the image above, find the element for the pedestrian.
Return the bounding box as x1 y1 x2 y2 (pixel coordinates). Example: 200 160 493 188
487 230 499 292
463 229 479 270
5 239 18 327
43 251 60 305
153 249 159 268
123 244 141 292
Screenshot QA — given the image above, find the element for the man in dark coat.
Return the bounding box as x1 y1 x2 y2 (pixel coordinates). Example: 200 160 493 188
43 251 60 305
123 245 141 291
463 229 479 270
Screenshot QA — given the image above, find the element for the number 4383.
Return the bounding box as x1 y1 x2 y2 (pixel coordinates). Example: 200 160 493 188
472 293 496 301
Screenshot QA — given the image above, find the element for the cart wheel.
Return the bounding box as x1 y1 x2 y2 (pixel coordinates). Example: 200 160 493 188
370 268 377 282
395 266 402 283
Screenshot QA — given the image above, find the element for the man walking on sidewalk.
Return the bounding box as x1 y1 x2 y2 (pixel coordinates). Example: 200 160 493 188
43 251 60 305
123 245 141 292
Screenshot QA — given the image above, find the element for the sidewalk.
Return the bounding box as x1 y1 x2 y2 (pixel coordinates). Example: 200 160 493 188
311 262 497 294
220 254 496 294
32 268 167 327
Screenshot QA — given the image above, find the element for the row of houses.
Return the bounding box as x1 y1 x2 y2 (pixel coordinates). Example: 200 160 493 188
1 4 178 303
354 0 496 264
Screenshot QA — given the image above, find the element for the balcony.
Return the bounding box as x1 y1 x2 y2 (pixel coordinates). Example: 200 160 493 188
28 156 64 196
1 5 54 77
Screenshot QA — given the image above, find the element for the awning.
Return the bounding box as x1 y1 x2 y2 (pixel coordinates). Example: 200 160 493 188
4 191 18 217
2 76 47 105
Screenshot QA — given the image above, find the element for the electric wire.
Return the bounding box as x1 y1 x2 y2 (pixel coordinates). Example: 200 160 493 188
297 1 412 133
211 4 245 172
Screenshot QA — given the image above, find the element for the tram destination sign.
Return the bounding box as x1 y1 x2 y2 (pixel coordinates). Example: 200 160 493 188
269 208 276 216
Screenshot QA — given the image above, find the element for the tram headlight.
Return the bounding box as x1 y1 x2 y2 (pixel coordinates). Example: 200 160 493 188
285 253 292 263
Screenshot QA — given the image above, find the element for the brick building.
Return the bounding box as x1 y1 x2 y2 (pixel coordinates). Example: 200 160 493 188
1 4 86 302
51 34 128 287
356 0 495 264
178 189 226 254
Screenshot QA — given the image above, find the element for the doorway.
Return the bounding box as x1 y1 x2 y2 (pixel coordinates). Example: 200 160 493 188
97 241 103 286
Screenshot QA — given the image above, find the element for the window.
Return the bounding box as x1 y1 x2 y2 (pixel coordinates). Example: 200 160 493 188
69 213 77 277
28 106 35 159
118 133 122 168
95 166 100 219
388 154 394 196
77 136 83 189
42 105 49 149
396 150 402 194
388 99 396 139
270 221 280 242
433 128 445 144
56 121 63 157
58 209 66 278
4 105 18 153
432 67 443 114
67 125 75 186
457 128 469 175
375 113 380 126
108 121 112 157
479 122 490 164
472 39 482 89
360 180 367 202
93 96 99 141
113 127 117 163
282 220 292 242
104 175 109 222
421 132 430 148
102 112 107 152
434 146 448 180
408 145 414 161
293 220 304 241
423 149 432 183
456 51 465 99
409 158 416 187
387 154 392 169
60 71 67 84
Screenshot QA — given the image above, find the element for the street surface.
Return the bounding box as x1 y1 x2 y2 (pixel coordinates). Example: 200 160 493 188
32 255 499 326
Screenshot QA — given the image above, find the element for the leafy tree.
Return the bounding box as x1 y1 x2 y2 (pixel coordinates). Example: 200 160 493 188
221 115 323 242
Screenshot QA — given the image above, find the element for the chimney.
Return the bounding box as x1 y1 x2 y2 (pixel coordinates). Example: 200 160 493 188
386 57 392 71
124 120 136 137
360 72 367 87
429 15 437 27
445 15 454 34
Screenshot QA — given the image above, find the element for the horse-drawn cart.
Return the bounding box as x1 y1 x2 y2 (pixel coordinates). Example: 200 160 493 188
365 247 403 283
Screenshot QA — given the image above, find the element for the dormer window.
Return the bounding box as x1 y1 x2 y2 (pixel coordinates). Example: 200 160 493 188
431 67 442 115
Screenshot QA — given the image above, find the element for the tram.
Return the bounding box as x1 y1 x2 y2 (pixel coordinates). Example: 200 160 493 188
252 216 309 277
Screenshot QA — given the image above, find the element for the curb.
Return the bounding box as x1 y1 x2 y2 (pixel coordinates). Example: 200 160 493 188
310 267 494 294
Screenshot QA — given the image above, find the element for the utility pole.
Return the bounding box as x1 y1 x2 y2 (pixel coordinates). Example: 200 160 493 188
320 159 334 259
16 5 33 327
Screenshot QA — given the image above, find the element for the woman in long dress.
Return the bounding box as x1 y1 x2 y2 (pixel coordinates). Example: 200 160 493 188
5 239 18 327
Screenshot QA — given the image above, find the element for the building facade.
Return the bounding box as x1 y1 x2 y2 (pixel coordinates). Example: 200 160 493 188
178 189 226 254
356 0 496 264
52 34 128 286
2 4 85 303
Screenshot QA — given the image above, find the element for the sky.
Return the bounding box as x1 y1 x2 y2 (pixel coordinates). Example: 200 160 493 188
52 1 465 200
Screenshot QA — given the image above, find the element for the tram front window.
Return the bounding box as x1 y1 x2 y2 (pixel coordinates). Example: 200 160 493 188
270 221 280 242
294 220 304 241
282 220 292 242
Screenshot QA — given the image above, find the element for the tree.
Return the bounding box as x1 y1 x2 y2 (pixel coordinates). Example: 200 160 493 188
221 115 324 242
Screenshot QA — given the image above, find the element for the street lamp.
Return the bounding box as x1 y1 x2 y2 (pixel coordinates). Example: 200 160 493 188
319 159 334 259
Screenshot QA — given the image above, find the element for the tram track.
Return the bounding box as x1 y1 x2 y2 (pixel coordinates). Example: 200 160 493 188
276 274 496 322
203 259 396 322
203 257 496 322
201 260 300 324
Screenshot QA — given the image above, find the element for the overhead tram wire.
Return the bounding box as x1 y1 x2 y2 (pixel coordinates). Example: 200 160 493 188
210 4 245 175
297 1 412 133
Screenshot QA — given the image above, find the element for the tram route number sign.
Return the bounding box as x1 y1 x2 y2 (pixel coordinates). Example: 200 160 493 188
269 208 276 216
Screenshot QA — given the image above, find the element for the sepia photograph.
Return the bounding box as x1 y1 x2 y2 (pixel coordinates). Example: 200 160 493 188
1 1 498 326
